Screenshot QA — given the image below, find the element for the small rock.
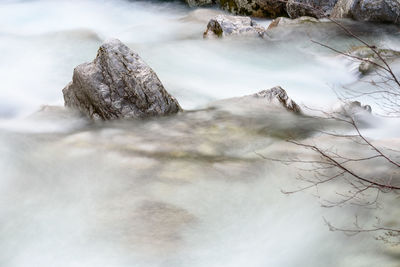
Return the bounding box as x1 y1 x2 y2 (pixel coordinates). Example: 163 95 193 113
62 39 182 120
203 15 265 38
335 101 372 116
358 61 373 75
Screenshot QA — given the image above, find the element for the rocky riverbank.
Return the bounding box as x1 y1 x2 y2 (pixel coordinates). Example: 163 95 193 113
184 0 400 24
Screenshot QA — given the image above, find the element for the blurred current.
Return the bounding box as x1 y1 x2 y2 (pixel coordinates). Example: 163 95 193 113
0 0 400 267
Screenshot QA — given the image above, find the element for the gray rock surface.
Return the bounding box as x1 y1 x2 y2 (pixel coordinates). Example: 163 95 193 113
63 39 181 120
203 14 266 38
286 0 338 18
187 0 399 24
332 0 400 24
218 0 287 18
352 0 400 24
331 0 357 18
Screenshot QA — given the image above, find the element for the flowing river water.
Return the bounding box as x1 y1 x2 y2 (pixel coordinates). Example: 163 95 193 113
0 1 400 266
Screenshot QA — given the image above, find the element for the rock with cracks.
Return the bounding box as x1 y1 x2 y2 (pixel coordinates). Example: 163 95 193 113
63 39 182 120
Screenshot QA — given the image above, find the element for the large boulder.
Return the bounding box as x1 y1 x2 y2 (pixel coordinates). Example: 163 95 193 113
332 0 400 24
203 14 266 38
63 39 181 120
352 0 400 23
286 0 338 18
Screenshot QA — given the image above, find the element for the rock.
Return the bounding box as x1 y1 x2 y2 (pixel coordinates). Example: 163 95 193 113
62 39 181 120
188 0 400 23
335 101 372 117
332 101 374 126
331 0 357 18
352 0 400 24
203 14 265 38
210 86 301 115
358 61 373 75
286 0 337 18
217 0 287 18
188 0 286 18
185 0 215 7
254 86 302 113
332 0 400 24
267 16 320 30
348 46 400 75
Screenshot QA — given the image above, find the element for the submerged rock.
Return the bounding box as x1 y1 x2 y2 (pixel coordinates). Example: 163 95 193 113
212 86 302 114
63 39 181 120
348 46 400 75
334 101 372 121
254 86 302 114
203 14 265 38
331 0 400 24
267 16 320 29
343 101 372 113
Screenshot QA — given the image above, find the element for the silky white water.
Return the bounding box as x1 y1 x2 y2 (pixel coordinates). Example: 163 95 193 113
0 1 400 267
